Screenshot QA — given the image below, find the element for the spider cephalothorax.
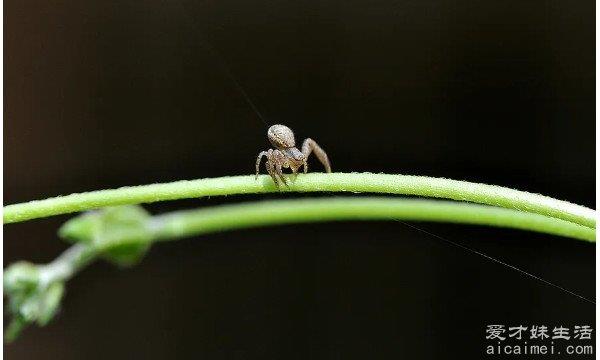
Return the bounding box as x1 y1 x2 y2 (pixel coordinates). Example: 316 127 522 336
255 124 331 187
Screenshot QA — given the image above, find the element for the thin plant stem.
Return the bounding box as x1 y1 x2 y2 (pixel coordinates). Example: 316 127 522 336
35 197 599 288
4 173 596 228
148 197 595 242
5 197 593 341
38 244 97 286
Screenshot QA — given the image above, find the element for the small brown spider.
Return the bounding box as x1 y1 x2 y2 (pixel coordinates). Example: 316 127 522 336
255 124 331 187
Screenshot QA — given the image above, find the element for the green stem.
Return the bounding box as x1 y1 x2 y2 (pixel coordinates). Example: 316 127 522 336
43 198 597 283
42 196 598 288
35 198 600 284
38 244 97 285
4 173 595 228
4 197 593 341
149 197 595 242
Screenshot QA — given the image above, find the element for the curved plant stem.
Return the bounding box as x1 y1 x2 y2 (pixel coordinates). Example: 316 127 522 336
4 173 596 228
149 197 595 242
4 197 593 341
25 198 598 288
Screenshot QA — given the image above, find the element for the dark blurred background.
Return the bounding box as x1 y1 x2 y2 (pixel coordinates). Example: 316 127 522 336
4 0 595 358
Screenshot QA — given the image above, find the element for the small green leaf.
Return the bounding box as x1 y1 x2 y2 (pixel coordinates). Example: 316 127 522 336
5 317 27 343
59 205 153 266
4 261 39 294
38 282 65 326
3 262 66 341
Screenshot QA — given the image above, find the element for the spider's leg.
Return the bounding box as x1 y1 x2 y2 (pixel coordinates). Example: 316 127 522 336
290 161 301 178
265 157 280 188
255 150 270 179
273 150 288 187
301 138 331 173
277 166 288 187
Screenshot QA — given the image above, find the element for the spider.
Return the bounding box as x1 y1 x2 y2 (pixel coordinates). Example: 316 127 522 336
255 124 331 187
